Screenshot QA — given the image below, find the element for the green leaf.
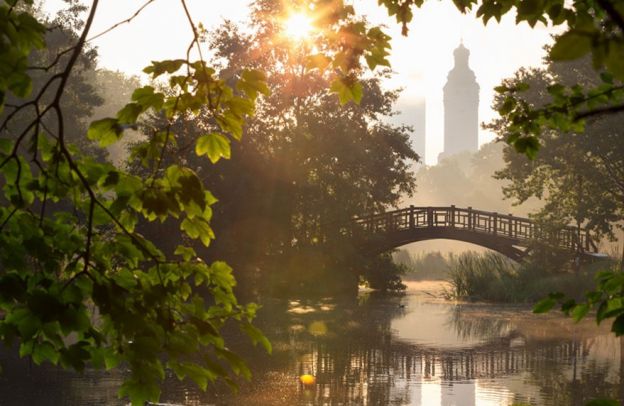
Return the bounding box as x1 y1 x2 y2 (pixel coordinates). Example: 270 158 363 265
571 303 590 322
237 69 270 99
513 136 540 159
174 245 196 261
170 361 216 391
306 54 332 71
611 314 624 336
330 78 363 105
181 217 214 246
116 103 143 125
241 322 272 354
215 348 251 380
143 59 186 77
32 341 59 365
533 297 556 313
0 138 13 154
132 86 164 110
605 41 624 81
195 133 231 164
351 82 363 104
550 31 592 61
119 379 161 406
87 118 123 147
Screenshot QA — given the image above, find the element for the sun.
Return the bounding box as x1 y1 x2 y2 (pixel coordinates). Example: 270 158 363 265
283 12 314 41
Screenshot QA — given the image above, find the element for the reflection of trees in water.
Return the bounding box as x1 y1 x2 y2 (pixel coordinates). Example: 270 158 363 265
156 293 623 405
0 348 125 405
522 340 620 406
443 305 622 405
10 291 618 405
290 292 410 405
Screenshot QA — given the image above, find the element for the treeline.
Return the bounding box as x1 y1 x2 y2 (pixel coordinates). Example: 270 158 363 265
2 3 419 296
491 55 624 257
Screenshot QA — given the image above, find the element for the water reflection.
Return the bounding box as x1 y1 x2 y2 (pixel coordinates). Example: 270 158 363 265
0 281 621 405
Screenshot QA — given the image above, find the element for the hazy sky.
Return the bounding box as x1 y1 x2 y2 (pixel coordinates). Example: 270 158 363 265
46 0 558 164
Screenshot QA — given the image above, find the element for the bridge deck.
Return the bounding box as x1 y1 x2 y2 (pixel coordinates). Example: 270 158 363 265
350 206 597 254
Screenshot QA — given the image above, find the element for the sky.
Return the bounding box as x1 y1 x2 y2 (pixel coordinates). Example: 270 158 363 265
46 0 559 164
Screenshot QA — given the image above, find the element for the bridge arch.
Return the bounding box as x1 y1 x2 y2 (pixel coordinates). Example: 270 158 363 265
359 228 526 261
348 206 597 261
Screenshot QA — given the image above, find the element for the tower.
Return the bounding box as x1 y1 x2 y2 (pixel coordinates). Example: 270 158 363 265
441 42 479 159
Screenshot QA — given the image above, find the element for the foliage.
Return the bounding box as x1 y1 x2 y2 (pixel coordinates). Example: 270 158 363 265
88 69 142 164
1 1 104 159
250 0 393 105
489 44 624 344
357 251 406 291
0 1 276 404
585 400 620 406
2 0 622 403
471 2 624 350
491 59 624 242
207 10 417 248
534 262 624 336
136 8 417 289
446 252 519 301
445 251 601 303
0 0 399 403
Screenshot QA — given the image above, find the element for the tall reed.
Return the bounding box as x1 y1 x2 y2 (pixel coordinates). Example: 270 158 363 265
446 251 518 301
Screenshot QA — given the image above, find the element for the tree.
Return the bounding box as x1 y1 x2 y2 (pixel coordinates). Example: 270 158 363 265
0 0 394 404
489 55 624 338
202 14 417 248
133 7 417 292
2 0 623 403
1 1 104 158
491 59 624 243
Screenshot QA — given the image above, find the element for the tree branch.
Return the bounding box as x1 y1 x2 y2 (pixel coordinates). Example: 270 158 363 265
596 0 624 32
574 103 624 120
87 0 157 43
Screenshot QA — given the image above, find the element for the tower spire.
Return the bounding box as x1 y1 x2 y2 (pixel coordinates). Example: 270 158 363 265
440 42 480 160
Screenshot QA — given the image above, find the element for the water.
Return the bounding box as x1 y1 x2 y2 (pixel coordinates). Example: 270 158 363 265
0 281 621 405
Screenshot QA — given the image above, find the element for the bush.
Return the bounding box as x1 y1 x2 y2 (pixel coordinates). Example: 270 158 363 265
359 252 407 291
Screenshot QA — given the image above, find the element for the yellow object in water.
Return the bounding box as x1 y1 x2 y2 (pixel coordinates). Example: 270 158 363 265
299 374 316 385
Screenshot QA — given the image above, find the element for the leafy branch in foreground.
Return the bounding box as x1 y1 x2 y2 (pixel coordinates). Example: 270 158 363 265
0 0 274 404
534 268 624 336
0 0 395 403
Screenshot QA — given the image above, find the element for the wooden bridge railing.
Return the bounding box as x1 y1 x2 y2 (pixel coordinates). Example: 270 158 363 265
349 206 597 252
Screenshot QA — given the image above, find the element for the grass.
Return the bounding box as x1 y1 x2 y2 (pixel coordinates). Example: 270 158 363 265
444 251 609 303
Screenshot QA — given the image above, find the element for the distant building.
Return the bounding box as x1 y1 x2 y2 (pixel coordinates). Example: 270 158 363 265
440 42 479 160
388 99 426 164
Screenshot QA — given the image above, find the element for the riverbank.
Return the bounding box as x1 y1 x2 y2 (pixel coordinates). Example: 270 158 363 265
398 251 616 303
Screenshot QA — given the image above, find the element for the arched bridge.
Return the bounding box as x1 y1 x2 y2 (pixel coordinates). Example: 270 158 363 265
347 206 598 261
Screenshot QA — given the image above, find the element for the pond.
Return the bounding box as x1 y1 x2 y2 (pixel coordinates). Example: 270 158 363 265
0 281 621 405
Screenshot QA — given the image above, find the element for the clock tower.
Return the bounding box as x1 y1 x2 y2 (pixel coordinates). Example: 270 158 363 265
441 42 479 159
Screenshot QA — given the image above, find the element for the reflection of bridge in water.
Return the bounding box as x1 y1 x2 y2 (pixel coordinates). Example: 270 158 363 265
305 337 616 405
393 339 590 381
347 206 599 260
